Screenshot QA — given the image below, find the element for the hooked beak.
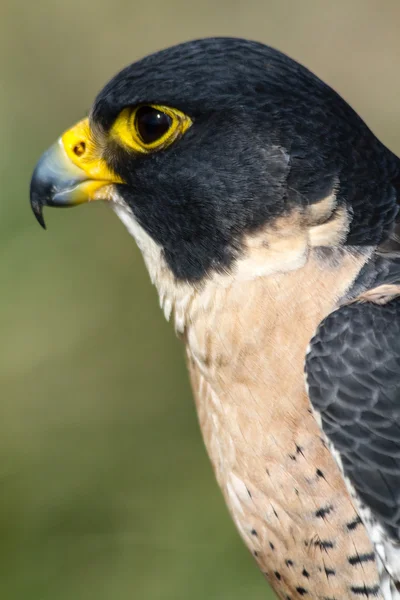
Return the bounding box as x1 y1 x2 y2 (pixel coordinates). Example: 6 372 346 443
30 118 122 229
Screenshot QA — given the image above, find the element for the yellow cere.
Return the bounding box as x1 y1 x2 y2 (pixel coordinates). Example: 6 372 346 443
111 104 192 154
61 118 122 183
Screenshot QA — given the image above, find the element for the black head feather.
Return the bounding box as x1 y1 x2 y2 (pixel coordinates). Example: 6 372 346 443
92 37 400 281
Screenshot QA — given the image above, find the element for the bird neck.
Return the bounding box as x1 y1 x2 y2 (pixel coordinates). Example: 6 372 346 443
182 248 367 402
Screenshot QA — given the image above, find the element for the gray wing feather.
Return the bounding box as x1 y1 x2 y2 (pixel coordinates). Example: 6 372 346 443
306 298 400 541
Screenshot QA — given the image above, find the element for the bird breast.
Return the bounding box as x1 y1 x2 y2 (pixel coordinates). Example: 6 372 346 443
185 250 381 599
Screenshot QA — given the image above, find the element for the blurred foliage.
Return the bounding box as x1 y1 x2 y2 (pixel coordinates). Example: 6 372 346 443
1 1 400 598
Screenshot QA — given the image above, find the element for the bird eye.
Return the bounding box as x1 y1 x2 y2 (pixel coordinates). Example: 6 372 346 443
135 106 172 144
110 104 192 154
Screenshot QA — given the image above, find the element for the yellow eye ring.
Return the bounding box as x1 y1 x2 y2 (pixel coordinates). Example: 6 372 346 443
111 104 192 154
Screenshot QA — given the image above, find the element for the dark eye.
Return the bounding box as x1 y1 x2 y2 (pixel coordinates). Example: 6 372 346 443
135 106 173 144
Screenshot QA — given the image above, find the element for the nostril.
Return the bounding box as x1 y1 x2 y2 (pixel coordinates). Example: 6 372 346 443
73 141 86 157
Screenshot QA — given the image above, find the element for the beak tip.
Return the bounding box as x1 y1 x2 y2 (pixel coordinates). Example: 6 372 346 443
30 196 47 230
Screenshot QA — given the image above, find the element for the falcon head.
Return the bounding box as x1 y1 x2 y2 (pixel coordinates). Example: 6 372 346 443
30 37 398 322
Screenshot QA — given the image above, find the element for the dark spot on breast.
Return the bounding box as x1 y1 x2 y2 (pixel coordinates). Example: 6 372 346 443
272 506 279 519
314 539 334 552
296 444 305 456
324 568 335 577
315 504 334 519
247 488 252 498
296 587 308 595
285 559 294 567
274 571 281 580
302 569 310 578
346 516 362 531
289 454 296 461
294 488 299 496
266 468 270 476
350 584 380 596
251 529 258 536
253 550 259 557
316 469 325 479
348 552 375 566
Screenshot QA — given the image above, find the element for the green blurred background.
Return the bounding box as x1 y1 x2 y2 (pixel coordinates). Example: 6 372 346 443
2 1 400 598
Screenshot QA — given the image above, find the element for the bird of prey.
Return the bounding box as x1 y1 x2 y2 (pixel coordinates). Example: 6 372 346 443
30 37 400 599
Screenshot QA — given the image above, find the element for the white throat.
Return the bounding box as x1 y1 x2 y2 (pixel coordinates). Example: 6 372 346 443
111 192 355 339
112 201 195 331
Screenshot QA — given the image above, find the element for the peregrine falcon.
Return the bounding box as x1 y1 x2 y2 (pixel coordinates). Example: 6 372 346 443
29 38 400 599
